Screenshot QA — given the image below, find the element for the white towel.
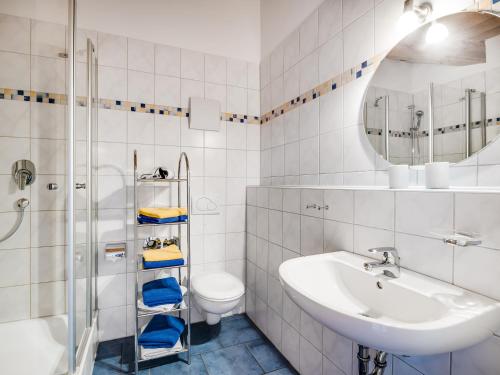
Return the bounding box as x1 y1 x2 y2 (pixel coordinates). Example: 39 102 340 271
141 338 183 360
138 285 187 313
138 299 187 313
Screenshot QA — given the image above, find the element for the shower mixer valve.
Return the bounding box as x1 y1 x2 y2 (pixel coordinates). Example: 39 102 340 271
12 160 36 190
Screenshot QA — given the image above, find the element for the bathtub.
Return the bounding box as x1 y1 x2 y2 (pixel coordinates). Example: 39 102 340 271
0 314 97 375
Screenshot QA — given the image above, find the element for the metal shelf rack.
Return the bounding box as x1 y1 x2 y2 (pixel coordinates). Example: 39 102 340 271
133 150 191 373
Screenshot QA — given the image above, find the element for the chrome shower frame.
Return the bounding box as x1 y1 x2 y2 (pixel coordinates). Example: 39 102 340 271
383 97 390 161
428 83 434 163
67 1 99 372
66 1 76 372
464 88 487 158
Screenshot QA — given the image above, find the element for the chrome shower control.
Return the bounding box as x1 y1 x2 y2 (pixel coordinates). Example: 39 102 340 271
75 183 86 189
12 160 36 190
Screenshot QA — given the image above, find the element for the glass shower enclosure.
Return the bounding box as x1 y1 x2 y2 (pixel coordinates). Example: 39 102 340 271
0 0 98 374
69 0 100 372
71 9 99 372
364 80 490 165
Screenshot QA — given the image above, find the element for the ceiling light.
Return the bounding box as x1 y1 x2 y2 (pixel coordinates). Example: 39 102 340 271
425 21 449 44
397 0 433 34
397 10 421 33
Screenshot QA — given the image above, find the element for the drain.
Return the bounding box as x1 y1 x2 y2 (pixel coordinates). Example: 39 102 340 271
376 281 383 289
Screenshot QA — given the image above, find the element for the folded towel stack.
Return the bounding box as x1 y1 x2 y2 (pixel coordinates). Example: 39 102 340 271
141 339 183 359
138 285 187 313
142 277 183 307
139 315 185 349
143 244 184 269
137 207 188 224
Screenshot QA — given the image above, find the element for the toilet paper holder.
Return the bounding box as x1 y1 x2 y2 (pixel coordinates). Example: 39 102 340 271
105 242 126 261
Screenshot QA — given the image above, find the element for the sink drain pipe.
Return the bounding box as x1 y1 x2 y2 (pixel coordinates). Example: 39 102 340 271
371 350 388 375
357 345 388 375
357 345 370 375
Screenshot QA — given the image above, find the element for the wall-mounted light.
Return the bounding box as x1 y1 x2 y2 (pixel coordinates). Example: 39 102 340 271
397 0 433 34
425 21 449 44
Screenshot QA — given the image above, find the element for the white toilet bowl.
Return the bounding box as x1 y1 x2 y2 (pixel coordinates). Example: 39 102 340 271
191 271 245 325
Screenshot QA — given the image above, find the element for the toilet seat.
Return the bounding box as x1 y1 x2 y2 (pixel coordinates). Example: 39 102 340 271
191 271 244 302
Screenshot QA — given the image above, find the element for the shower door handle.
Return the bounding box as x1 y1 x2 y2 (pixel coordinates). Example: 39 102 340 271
465 88 471 158
75 183 86 189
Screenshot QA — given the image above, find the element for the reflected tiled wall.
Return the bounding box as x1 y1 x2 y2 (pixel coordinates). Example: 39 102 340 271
431 67 500 162
259 0 500 187
365 86 430 166
246 185 500 375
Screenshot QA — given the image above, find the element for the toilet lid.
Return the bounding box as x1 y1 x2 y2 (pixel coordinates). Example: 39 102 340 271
191 272 244 301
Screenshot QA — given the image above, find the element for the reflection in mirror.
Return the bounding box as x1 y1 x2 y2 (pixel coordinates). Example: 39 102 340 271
364 11 500 166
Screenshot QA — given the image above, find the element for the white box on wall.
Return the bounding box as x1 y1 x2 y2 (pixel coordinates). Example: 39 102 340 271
189 97 220 131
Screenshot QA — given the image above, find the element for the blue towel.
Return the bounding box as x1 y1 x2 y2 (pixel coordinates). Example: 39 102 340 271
139 315 185 349
142 277 183 307
143 258 184 269
137 215 188 224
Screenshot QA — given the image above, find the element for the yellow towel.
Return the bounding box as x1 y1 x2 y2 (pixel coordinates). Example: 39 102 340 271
138 207 187 219
143 244 183 262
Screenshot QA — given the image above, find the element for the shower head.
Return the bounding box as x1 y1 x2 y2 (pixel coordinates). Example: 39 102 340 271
374 96 384 107
415 110 424 129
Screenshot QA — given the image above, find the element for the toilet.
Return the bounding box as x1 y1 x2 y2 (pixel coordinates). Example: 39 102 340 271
191 271 245 325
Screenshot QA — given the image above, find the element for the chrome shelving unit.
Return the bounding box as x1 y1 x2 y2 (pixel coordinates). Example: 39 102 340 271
133 150 191 374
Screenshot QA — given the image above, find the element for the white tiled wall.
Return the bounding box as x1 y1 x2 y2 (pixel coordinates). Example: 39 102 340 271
246 185 500 375
0 12 261 341
0 14 67 324
94 33 260 340
259 0 500 187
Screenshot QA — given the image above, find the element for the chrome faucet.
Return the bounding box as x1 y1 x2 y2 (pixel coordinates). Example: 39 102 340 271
363 247 400 278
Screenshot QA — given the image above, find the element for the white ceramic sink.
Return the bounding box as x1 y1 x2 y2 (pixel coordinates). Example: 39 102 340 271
279 251 500 355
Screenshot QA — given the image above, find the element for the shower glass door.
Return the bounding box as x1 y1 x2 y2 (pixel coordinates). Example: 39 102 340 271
71 9 98 367
431 81 487 162
0 1 81 374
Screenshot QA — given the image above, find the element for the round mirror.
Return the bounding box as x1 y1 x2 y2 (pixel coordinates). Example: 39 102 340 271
364 10 500 166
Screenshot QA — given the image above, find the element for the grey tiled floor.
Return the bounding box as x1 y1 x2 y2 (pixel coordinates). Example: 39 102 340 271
92 314 298 375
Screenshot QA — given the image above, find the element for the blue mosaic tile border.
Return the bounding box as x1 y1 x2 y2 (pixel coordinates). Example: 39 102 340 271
260 54 383 124
0 88 261 125
366 117 500 138
0 54 383 127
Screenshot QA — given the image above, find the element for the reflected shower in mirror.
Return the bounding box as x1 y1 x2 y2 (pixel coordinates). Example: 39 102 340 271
364 10 500 165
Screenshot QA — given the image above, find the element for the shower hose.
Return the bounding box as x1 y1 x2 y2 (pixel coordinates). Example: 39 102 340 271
0 198 29 243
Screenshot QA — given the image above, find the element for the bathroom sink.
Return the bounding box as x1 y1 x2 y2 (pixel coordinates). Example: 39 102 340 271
279 251 500 355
